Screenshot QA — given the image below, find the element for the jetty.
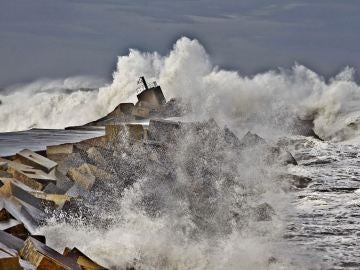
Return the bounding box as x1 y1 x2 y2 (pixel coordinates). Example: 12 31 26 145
0 77 304 269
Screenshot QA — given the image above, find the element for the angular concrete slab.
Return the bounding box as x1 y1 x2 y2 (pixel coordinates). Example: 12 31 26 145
106 124 145 142
0 169 12 178
77 163 112 182
67 168 95 190
0 181 51 210
0 177 35 193
86 147 108 168
0 158 43 191
42 183 65 195
107 102 134 117
76 136 108 149
2 196 43 234
16 149 57 173
30 192 70 207
0 230 24 251
0 199 11 221
8 164 55 189
0 249 23 270
20 237 82 270
63 247 107 270
0 242 18 257
46 144 74 162
0 218 21 231
4 222 29 241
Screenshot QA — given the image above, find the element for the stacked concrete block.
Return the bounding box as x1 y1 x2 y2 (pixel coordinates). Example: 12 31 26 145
106 124 146 142
86 147 108 168
16 149 57 173
46 144 74 162
77 163 113 182
67 167 96 190
20 237 82 270
63 247 107 270
0 244 23 270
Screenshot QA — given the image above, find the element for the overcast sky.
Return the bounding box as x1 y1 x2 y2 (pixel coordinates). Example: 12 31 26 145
1 0 360 87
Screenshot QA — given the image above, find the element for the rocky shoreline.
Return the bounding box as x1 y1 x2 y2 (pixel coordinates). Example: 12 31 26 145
0 78 312 269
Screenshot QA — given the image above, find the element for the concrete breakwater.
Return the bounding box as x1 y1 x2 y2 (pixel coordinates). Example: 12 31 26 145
0 78 310 269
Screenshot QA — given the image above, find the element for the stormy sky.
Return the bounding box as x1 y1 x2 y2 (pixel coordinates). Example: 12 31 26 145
1 0 359 87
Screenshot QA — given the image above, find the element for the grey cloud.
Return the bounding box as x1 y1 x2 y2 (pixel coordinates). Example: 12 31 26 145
0 0 360 86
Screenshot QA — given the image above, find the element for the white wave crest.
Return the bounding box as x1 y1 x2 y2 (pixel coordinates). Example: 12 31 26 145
1 37 360 140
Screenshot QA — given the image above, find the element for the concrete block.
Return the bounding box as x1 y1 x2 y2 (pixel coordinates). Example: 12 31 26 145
86 147 108 168
4 222 29 241
0 230 24 251
4 159 57 189
0 218 21 231
0 170 12 178
0 177 35 193
46 144 74 156
67 168 95 190
30 192 70 207
76 136 107 149
46 144 74 161
2 195 43 234
0 242 18 257
0 199 11 221
0 181 52 210
43 183 65 195
0 207 10 221
31 235 46 244
63 247 107 269
20 237 81 270
0 250 23 270
77 163 112 181
132 105 150 119
16 149 57 173
0 158 43 191
106 124 145 142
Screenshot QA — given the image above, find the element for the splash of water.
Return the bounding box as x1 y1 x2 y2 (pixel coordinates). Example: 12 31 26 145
12 38 346 269
1 37 360 141
40 122 314 270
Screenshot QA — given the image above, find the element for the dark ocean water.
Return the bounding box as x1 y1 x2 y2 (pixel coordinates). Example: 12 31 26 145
283 136 360 270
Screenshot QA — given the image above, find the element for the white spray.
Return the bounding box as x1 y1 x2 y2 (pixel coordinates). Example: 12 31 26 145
1 37 360 141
